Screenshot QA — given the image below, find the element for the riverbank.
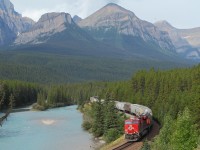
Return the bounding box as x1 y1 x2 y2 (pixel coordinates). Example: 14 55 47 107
79 104 106 149
0 110 10 126
79 102 128 150
32 103 73 111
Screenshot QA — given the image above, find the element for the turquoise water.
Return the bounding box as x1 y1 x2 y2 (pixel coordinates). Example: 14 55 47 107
0 106 94 150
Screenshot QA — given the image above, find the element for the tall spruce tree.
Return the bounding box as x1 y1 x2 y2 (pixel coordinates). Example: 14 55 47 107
170 108 198 150
151 115 174 150
141 140 151 150
103 93 122 142
92 100 104 137
104 93 118 131
9 94 15 110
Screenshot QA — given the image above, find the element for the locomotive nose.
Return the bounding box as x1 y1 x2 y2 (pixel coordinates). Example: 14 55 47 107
128 125 134 131
125 123 139 134
125 125 134 133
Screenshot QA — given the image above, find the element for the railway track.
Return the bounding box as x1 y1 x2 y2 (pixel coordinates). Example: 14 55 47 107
112 142 133 150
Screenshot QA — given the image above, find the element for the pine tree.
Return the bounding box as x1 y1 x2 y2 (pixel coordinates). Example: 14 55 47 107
0 90 5 110
151 115 174 150
103 92 122 142
197 137 200 150
9 94 15 110
37 91 47 106
170 108 198 150
104 93 118 132
141 140 151 150
92 100 104 137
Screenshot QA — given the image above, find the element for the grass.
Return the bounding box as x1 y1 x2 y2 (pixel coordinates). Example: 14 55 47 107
100 136 125 150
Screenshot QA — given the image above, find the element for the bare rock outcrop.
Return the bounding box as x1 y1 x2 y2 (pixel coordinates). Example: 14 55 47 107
0 0 35 46
73 15 82 24
155 20 200 59
14 12 73 45
78 3 175 52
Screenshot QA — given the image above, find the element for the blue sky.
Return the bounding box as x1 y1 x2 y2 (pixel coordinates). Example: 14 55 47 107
10 0 199 29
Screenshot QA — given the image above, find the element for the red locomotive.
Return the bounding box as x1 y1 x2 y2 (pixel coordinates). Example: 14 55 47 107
124 114 152 141
115 102 153 141
110 101 154 141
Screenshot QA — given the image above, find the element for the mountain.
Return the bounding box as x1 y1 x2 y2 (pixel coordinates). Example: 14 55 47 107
14 12 130 58
14 3 177 59
0 16 15 45
73 15 82 24
179 27 200 51
11 3 179 60
0 2 195 84
14 12 74 45
0 0 35 46
155 20 200 59
78 3 176 58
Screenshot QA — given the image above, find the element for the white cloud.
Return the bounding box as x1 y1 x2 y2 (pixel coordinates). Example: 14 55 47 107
22 9 49 21
11 0 200 28
8 0 135 21
73 0 120 18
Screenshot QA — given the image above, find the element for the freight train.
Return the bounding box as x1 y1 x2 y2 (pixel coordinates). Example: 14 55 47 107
89 97 153 141
115 101 153 141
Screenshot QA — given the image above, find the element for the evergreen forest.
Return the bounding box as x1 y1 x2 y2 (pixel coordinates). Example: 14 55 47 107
0 63 199 149
0 49 193 83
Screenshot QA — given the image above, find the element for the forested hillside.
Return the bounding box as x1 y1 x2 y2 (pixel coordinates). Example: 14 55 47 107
0 49 193 83
58 65 199 126
0 80 40 110
0 80 76 111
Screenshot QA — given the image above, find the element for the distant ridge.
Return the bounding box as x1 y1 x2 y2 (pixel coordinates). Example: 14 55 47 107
0 1 199 61
155 20 200 59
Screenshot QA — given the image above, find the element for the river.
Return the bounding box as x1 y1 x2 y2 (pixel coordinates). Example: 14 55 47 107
0 105 95 150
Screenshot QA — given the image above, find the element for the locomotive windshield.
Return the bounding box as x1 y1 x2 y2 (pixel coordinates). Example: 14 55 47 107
125 120 139 124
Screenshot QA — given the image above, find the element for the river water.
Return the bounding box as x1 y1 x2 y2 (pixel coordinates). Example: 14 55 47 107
0 105 95 150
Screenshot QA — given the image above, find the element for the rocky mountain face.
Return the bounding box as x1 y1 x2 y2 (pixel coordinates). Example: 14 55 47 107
0 0 35 46
73 15 82 24
179 27 200 49
155 21 200 59
14 11 128 58
13 3 181 60
1 1 198 61
14 12 74 45
78 3 175 55
0 17 15 45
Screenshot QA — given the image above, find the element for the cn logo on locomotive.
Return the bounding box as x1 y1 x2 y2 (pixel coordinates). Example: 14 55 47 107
128 125 134 131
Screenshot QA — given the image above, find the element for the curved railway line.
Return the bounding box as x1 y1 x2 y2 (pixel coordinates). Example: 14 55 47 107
89 98 160 150
113 142 133 150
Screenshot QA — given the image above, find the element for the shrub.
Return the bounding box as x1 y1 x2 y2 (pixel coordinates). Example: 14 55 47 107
32 103 47 111
104 128 120 143
82 121 92 131
141 140 151 150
